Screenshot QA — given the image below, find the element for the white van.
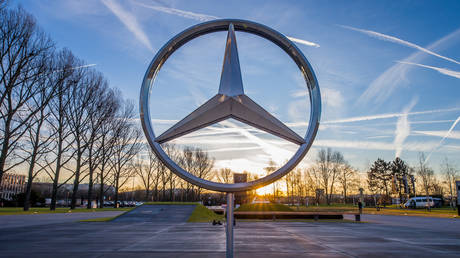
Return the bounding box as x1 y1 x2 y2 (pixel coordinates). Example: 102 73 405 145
403 197 435 208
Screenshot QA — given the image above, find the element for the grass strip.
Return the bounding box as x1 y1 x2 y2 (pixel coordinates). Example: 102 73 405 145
187 204 224 223
0 207 133 215
80 217 116 222
143 202 199 205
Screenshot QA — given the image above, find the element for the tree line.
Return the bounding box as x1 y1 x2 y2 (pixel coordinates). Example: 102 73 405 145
259 148 361 206
0 6 141 210
367 153 458 208
133 144 215 202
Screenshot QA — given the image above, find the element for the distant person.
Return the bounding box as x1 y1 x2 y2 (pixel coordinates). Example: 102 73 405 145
358 201 363 214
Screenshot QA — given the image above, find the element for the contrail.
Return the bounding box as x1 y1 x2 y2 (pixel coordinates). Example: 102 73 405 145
414 130 460 140
136 2 320 48
102 0 153 51
424 116 460 164
287 37 320 48
357 27 460 105
341 25 460 65
393 98 417 158
136 2 218 22
323 107 460 124
398 61 460 79
70 64 96 70
53 64 96 73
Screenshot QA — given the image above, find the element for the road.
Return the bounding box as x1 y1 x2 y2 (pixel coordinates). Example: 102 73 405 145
0 207 459 257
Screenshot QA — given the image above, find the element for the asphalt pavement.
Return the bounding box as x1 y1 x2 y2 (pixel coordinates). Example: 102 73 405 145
0 206 459 257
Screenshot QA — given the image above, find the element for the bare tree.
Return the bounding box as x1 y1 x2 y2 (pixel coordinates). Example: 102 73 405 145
0 7 54 185
20 51 73 211
192 147 214 200
216 168 233 184
110 101 141 208
264 160 278 201
96 109 120 207
45 50 81 210
339 164 356 204
416 153 434 210
135 146 159 201
312 148 345 205
68 68 99 209
180 146 194 201
83 78 117 209
441 157 458 209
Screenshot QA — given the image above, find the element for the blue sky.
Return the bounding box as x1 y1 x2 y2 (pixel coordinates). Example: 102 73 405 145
14 0 460 175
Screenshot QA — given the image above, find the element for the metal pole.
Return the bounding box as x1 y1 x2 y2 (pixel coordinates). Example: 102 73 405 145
226 192 234 258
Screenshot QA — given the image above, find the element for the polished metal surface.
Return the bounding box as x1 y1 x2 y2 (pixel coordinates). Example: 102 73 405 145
226 193 234 258
218 24 244 97
140 19 321 193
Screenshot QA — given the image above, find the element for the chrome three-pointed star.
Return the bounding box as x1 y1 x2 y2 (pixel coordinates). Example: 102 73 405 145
155 24 305 146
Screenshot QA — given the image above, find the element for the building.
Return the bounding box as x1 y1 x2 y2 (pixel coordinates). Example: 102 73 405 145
0 173 26 200
234 173 248 204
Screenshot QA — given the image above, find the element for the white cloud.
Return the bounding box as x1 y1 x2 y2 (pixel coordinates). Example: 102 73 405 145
291 87 343 108
398 61 460 79
288 100 307 122
321 88 344 108
393 98 417 158
101 0 153 51
341 25 460 65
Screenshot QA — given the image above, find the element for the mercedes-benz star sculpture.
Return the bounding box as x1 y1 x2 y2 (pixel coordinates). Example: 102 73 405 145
140 19 321 258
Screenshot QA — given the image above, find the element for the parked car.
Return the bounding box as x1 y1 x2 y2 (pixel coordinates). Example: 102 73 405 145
103 201 114 207
432 198 443 208
403 197 435 208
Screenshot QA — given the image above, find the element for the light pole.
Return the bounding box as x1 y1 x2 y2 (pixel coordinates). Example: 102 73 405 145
131 175 135 203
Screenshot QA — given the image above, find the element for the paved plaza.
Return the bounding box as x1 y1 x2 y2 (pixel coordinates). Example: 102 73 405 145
0 206 459 257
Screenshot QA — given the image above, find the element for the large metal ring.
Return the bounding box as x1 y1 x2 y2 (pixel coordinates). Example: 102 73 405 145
140 19 321 192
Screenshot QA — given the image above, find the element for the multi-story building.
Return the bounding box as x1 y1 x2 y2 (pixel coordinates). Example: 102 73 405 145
0 173 26 200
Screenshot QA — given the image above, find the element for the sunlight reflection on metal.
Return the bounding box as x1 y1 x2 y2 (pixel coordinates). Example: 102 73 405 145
218 23 244 97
